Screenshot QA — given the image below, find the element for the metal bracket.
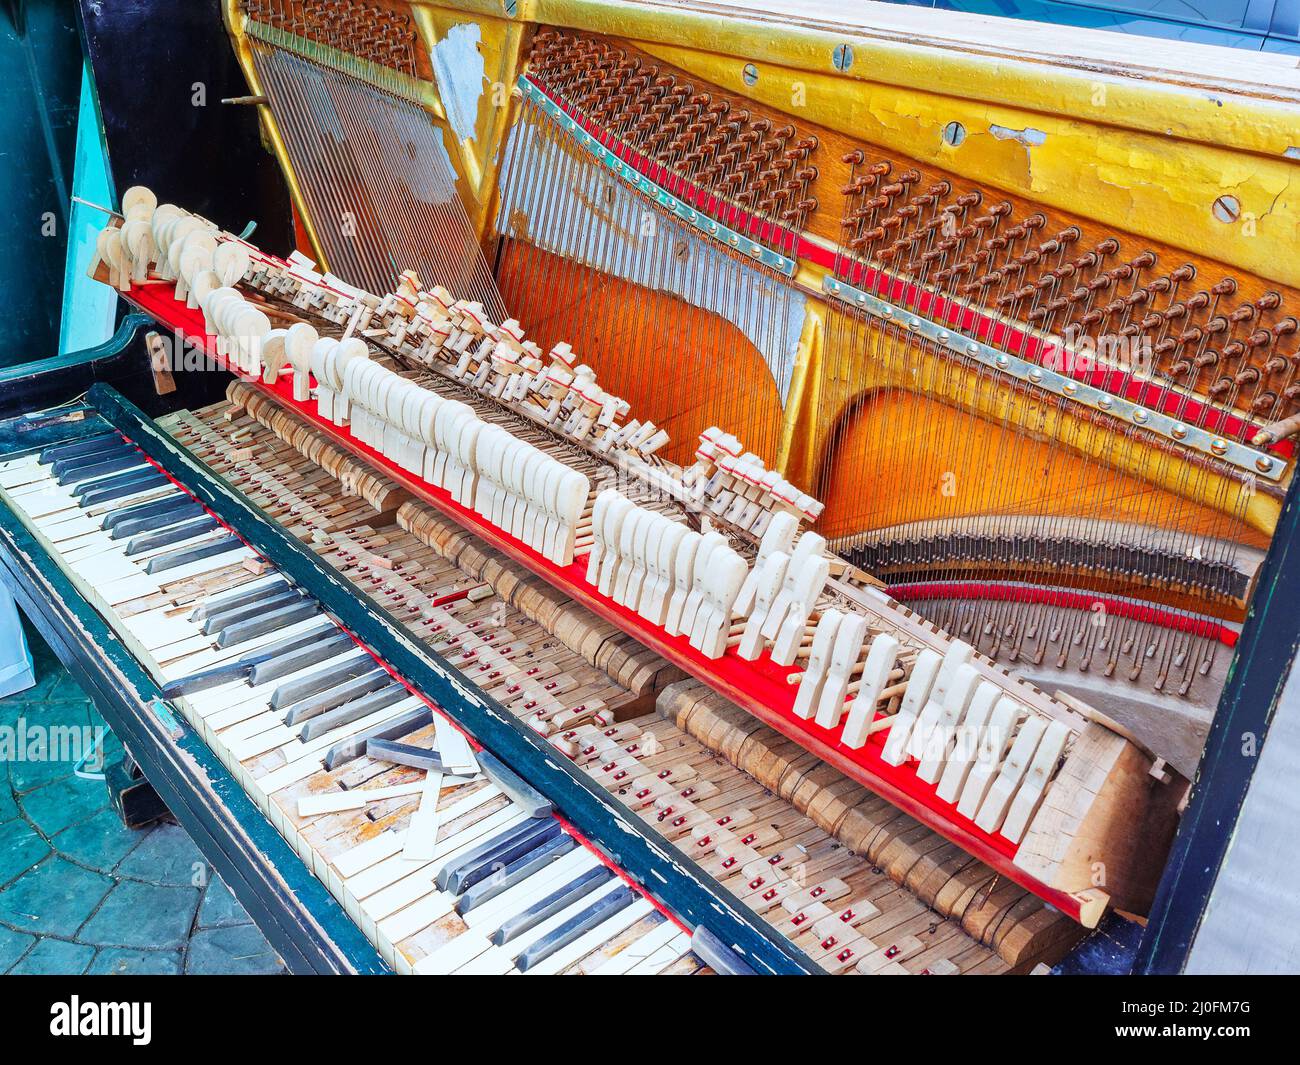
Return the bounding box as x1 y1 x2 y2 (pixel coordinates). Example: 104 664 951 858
520 76 797 278
822 275 1284 481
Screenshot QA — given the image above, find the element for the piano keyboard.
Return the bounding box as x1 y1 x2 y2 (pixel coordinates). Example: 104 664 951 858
0 434 704 976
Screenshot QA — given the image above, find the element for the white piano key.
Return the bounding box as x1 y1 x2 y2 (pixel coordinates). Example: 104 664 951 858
584 915 678 975
433 716 478 776
150 546 255 584
452 943 519 975
297 779 431 818
0 457 44 488
152 634 213 664
97 572 167 607
335 829 406 880
377 889 459 945
35 513 102 543
401 772 445 861
70 551 144 584
626 932 695 975
9 486 78 514
523 897 654 975
412 931 493 975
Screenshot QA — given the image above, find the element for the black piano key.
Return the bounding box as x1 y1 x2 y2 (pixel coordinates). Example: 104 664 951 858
159 622 340 698
111 501 205 541
688 924 757 976
435 817 555 892
269 651 374 710
491 866 615 946
513 885 635 972
200 589 305 635
125 517 219 556
365 737 444 771
188 576 290 621
55 451 145 486
50 442 136 479
283 669 391 726
160 660 254 699
322 706 433 771
144 534 242 575
241 621 339 665
39 431 121 465
246 631 353 685
297 684 407 742
478 750 554 820
216 599 322 649
102 493 190 533
455 833 578 916
441 819 562 896
75 470 168 505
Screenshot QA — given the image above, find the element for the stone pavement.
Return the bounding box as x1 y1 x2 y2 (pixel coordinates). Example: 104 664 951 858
0 621 286 974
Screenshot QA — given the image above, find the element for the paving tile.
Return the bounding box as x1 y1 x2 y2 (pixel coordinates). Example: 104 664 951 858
77 880 200 950
19 774 108 837
48 673 95 706
9 937 95 975
3 694 92 731
8 755 75 796
197 874 251 929
186 924 285 975
53 809 149 874
2 626 280 976
0 857 112 937
0 922 35 971
11 667 61 705
0 818 52 886
116 823 205 887
88 947 183 976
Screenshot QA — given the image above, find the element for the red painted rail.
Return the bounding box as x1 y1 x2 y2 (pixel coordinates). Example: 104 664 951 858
125 279 1089 923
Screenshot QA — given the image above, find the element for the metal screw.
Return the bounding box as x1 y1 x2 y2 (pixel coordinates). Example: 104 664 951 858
1256 456 1274 473
1212 195 1241 224
742 63 759 87
832 44 854 71
942 121 966 148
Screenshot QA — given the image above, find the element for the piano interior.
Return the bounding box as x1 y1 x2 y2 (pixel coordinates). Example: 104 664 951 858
2 0 1298 976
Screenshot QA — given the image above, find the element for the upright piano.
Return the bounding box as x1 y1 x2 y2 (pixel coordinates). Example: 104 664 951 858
3 0 1298 975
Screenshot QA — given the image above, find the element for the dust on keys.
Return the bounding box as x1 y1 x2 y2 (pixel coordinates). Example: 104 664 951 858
0 431 702 975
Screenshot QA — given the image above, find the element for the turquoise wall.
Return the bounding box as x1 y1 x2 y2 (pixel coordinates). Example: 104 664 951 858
0 1 88 367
